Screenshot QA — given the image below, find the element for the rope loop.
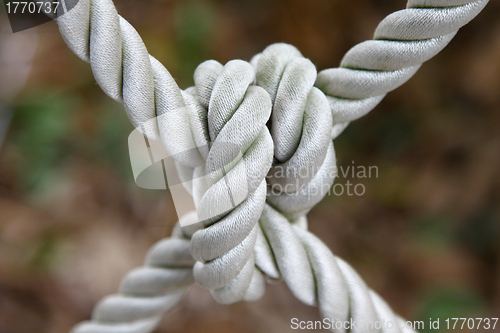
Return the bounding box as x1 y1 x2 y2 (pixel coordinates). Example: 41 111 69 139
252 44 337 216
185 59 274 304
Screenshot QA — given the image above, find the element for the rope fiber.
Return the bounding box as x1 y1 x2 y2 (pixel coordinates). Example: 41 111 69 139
56 0 489 332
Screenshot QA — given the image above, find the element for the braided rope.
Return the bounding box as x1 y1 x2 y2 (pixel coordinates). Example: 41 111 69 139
259 204 416 333
71 218 195 333
315 0 488 137
55 0 489 332
251 44 337 216
187 59 274 304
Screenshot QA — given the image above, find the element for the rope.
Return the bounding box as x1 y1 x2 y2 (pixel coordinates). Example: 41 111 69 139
259 205 416 333
187 59 273 304
315 0 488 136
71 217 195 333
251 44 337 216
55 0 489 332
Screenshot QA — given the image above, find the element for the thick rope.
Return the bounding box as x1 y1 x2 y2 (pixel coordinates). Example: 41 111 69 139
259 204 417 333
315 0 488 137
186 59 274 304
71 217 196 333
55 0 488 332
251 44 337 216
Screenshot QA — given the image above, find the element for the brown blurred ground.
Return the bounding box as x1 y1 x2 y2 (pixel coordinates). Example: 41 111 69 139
1 0 500 332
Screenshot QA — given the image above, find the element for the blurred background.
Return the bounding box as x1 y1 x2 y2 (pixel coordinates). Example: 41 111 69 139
1 0 500 332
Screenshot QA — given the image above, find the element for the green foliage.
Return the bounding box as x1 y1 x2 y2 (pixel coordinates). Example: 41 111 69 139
174 0 216 85
417 288 487 332
92 99 134 180
10 90 76 191
29 232 59 272
413 214 456 253
9 90 135 194
459 207 500 256
338 109 416 159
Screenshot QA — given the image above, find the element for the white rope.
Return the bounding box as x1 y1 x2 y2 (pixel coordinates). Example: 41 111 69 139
186 59 273 304
315 0 488 135
55 0 489 332
259 205 416 333
251 44 337 216
71 219 195 333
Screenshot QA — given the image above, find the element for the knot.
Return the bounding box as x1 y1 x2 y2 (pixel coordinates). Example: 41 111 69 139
178 60 274 304
252 44 337 216
164 47 340 305
169 49 339 304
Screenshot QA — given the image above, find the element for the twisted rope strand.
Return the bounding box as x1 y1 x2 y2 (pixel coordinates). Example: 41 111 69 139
72 216 196 333
186 59 274 304
315 0 488 137
252 44 337 216
259 204 418 333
